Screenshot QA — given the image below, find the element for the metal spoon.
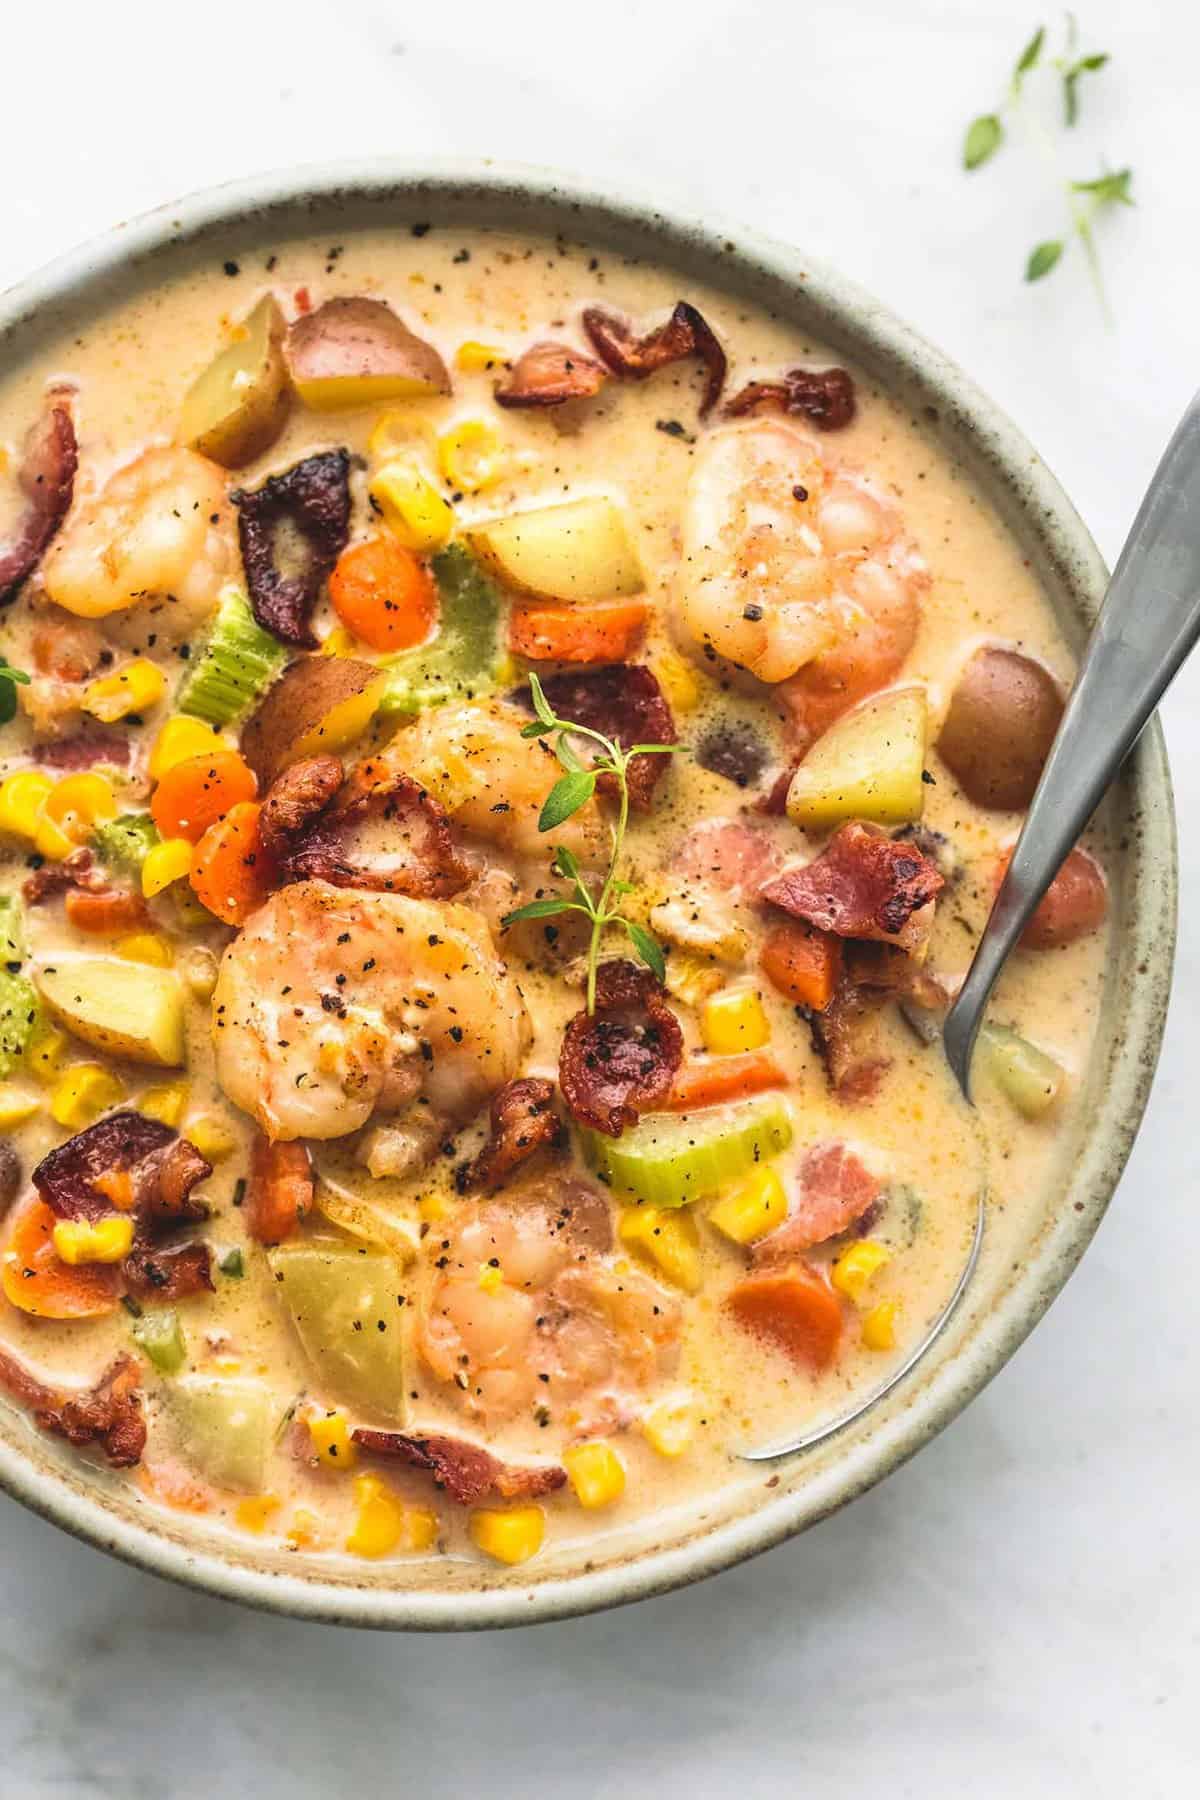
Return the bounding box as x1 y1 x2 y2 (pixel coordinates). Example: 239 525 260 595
745 391 1200 1463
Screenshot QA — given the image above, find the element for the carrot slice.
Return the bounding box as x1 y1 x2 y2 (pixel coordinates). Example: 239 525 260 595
508 599 648 664
1 1195 121 1319
152 749 258 844
64 886 149 934
189 801 278 926
760 919 842 1011
666 1051 787 1111
726 1266 844 1370
329 535 438 652
248 1134 313 1246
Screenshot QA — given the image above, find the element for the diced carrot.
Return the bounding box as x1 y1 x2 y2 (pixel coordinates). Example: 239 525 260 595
666 1051 788 1111
189 801 278 926
138 1461 216 1514
248 1134 314 1246
152 749 258 844
92 1169 135 1211
64 886 149 934
1 1195 121 1319
329 535 439 652
508 599 648 664
726 1266 844 1371
760 919 842 1011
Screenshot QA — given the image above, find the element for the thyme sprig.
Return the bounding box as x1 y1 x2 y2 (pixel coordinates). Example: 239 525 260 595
501 671 683 1014
0 656 31 727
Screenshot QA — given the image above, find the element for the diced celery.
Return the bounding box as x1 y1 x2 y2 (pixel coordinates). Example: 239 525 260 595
177 585 286 726
92 811 161 876
268 1239 406 1421
131 1308 186 1375
979 1023 1065 1119
167 1376 275 1491
0 895 37 1079
378 543 502 716
581 1095 794 1209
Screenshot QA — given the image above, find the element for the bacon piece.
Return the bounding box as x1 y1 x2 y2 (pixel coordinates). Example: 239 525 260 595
64 885 149 934
0 1346 145 1467
583 301 727 417
277 757 470 898
761 823 944 952
725 365 856 430
559 959 683 1137
457 1077 564 1193
232 448 352 648
258 754 344 858
754 1143 881 1263
515 664 677 812
809 941 945 1101
131 1137 213 1228
0 401 78 606
35 729 132 771
0 1142 20 1214
670 819 781 900
33 1114 211 1226
494 341 609 408
123 1240 214 1302
22 846 104 906
351 1428 566 1504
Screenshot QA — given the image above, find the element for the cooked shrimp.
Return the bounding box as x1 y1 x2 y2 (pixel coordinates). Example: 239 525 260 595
418 1176 681 1432
42 446 234 641
213 880 530 1141
676 419 928 745
395 698 608 867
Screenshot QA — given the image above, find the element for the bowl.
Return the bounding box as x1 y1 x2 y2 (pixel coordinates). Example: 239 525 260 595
0 158 1176 1629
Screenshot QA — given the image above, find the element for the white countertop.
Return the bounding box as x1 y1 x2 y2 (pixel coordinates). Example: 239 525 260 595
1 1 1196 1792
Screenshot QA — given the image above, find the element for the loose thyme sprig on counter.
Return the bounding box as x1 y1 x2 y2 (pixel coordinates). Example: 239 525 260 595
962 18 1133 311
501 671 683 1015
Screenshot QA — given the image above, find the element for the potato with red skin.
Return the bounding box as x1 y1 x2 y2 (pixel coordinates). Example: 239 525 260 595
996 845 1108 948
285 297 450 411
239 655 386 787
937 646 1063 810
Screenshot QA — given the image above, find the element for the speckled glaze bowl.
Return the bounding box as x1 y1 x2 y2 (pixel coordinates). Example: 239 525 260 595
0 160 1176 1629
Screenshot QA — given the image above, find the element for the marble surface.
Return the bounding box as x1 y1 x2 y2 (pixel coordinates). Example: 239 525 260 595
1 0 1197 1792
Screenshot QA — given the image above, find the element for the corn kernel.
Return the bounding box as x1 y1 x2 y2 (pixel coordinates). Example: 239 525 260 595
138 1081 190 1129
52 1214 135 1265
708 1165 789 1245
185 1113 236 1162
369 460 454 552
211 1355 242 1375
862 1299 899 1351
701 987 770 1055
83 658 167 723
50 1063 124 1129
831 1240 892 1307
286 1508 321 1549
142 837 194 898
651 650 702 715
419 1193 452 1225
33 812 76 861
619 1206 702 1294
477 1261 504 1295
321 625 359 658
28 1025 68 1086
664 950 724 1011
469 1505 545 1567
563 1441 626 1510
345 1473 406 1558
455 340 506 373
44 774 117 839
437 419 505 494
149 715 228 781
0 770 54 842
641 1394 698 1458
234 1494 280 1534
116 932 173 967
0 1085 41 1130
308 1409 358 1471
92 1168 134 1210
401 1506 439 1552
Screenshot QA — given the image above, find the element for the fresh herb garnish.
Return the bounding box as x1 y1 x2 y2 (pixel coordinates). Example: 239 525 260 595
218 1247 244 1278
961 18 1131 312
0 657 31 727
502 671 682 1014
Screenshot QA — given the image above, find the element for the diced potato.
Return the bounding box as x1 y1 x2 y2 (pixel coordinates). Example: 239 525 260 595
937 646 1063 811
268 1240 406 1421
167 1377 274 1492
786 686 928 831
179 296 291 468
286 297 450 412
468 497 645 601
239 655 386 787
36 957 186 1068
978 1022 1065 1118
311 1150 421 1266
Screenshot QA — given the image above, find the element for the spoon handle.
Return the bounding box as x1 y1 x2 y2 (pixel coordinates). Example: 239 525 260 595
944 391 1200 1093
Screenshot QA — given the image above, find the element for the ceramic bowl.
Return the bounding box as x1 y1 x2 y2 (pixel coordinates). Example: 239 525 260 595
0 159 1175 1628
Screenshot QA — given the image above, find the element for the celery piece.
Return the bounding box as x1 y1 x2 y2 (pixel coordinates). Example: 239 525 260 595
378 543 503 716
177 585 286 727
131 1308 186 1375
268 1239 406 1420
582 1095 794 1209
92 811 161 876
979 1023 1065 1119
0 895 37 1079
167 1376 274 1491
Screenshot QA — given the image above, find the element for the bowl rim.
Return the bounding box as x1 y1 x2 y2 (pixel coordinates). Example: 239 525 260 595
0 155 1177 1630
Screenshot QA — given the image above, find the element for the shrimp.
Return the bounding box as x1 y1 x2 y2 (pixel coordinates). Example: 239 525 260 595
395 698 608 868
418 1176 681 1433
676 419 928 747
42 446 235 643
212 880 530 1141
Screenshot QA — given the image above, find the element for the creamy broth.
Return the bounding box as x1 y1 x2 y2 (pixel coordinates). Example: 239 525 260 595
0 226 1108 1570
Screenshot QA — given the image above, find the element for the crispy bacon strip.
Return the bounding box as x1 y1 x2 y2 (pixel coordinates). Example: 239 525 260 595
583 301 727 417
0 401 78 606
275 756 470 898
457 1077 564 1193
809 941 946 1101
725 365 856 430
123 1240 213 1303
515 665 676 812
494 341 609 408
761 823 944 952
560 960 683 1137
22 846 104 906
754 1143 881 1263
232 448 352 648
258 754 344 858
33 1114 211 1226
351 1429 566 1504
0 1347 145 1467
